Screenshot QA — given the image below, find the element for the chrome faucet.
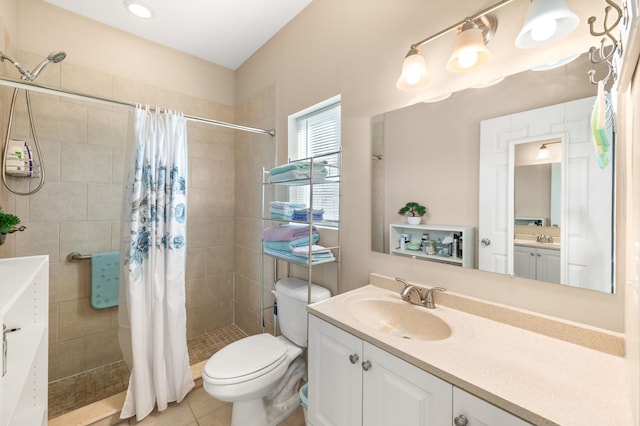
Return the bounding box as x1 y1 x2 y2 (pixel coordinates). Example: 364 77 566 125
424 287 446 309
396 277 424 303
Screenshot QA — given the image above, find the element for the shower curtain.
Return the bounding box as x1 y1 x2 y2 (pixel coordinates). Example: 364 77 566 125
118 106 194 420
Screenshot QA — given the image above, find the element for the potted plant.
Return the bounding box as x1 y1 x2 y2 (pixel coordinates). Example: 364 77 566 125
398 201 427 225
0 207 23 245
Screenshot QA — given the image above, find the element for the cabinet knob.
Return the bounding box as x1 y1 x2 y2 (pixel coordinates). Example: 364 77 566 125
349 354 359 364
481 238 491 247
530 252 535 256
361 360 372 371
537 253 542 257
454 414 468 426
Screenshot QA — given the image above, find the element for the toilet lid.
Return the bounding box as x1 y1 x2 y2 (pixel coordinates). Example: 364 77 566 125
203 333 287 383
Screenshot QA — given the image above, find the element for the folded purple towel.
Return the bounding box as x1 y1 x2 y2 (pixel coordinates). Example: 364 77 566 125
262 224 318 241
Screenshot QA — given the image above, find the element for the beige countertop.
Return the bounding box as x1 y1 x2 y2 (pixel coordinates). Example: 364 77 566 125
514 239 561 250
307 284 631 426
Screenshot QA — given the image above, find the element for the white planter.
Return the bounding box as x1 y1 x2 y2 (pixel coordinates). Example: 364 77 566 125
407 216 421 225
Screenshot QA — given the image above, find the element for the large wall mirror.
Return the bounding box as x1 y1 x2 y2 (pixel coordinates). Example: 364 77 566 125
371 52 615 294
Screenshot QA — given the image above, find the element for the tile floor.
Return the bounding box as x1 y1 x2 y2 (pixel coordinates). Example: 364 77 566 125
114 387 306 426
48 325 249 420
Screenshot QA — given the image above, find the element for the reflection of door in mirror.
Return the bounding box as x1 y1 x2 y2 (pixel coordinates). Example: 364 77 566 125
479 97 614 293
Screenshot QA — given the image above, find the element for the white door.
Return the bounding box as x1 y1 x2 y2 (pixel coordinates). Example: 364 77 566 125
478 115 513 274
308 315 363 426
362 342 452 426
453 387 532 425
479 97 612 290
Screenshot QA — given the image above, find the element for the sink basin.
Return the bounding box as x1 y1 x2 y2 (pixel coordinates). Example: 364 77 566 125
348 299 452 341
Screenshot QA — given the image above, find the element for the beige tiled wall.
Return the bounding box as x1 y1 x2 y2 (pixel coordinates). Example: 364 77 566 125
0 48 237 381
233 86 276 336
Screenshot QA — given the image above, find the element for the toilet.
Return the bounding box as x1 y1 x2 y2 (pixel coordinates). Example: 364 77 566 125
202 277 331 426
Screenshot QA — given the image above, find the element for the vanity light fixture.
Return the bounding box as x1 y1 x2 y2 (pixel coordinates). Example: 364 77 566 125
396 0 580 91
536 141 560 160
515 0 579 48
123 0 155 19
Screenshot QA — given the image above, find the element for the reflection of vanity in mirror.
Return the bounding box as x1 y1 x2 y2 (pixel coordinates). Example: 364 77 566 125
371 52 615 294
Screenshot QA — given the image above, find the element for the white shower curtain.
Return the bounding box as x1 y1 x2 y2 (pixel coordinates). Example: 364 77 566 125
118 106 194 421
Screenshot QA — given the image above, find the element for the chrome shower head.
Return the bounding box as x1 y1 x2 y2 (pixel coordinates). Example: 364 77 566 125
29 51 66 80
0 50 66 81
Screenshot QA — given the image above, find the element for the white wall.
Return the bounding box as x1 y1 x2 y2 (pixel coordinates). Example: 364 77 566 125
236 0 625 331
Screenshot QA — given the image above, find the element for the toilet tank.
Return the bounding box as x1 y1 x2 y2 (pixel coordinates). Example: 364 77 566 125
275 278 331 347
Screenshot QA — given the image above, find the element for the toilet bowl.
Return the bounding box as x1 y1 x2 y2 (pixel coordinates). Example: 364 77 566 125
201 278 331 426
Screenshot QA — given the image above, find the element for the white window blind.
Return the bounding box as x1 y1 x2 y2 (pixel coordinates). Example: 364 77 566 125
290 100 341 225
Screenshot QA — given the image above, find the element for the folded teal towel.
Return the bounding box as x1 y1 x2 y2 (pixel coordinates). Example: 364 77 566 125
91 251 120 309
269 160 328 176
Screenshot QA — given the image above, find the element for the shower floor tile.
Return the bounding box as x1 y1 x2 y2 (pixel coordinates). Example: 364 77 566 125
48 324 247 420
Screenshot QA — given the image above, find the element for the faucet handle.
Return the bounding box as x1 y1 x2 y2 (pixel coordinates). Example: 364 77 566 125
424 287 446 309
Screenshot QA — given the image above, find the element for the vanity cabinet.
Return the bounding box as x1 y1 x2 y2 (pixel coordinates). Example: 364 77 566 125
389 224 474 268
308 315 532 426
308 315 452 426
513 245 560 283
0 256 49 426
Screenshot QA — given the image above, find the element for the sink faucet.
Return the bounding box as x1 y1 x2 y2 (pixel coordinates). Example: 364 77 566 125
396 277 425 304
424 287 446 309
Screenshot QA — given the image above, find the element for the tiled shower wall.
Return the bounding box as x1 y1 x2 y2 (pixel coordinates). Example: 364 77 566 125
0 47 239 381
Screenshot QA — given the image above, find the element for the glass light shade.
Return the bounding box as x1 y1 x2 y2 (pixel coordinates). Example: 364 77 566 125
536 145 551 160
124 0 154 19
396 51 430 90
516 0 579 48
446 27 492 72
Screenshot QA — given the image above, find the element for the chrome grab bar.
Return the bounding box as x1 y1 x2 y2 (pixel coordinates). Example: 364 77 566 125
67 252 92 262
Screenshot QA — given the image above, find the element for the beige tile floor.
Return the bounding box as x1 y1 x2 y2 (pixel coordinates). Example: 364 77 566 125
113 386 306 426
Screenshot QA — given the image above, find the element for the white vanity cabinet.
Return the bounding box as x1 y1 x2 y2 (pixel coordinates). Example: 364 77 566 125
308 315 533 426
308 315 452 426
0 255 49 426
513 244 560 283
453 387 531 426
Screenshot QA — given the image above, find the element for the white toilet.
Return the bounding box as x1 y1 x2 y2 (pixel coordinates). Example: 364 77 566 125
202 278 331 426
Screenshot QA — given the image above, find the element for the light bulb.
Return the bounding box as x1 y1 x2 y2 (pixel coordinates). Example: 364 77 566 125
530 17 558 41
403 55 426 85
457 50 479 69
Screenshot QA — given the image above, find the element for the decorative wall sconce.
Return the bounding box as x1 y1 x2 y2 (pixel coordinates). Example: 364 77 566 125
396 0 581 90
535 141 560 160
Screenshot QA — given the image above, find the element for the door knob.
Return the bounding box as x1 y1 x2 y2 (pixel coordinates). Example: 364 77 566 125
349 354 359 364
481 238 491 247
361 360 372 371
454 414 468 426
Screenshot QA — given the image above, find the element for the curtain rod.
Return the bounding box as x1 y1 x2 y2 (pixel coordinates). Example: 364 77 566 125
0 75 276 137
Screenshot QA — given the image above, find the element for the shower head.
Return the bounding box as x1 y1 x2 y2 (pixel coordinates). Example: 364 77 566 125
29 51 66 80
0 50 66 81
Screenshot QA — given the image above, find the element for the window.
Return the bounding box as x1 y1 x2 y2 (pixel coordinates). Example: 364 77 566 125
288 96 341 225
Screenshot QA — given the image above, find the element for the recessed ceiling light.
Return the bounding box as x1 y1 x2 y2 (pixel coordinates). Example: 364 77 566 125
530 54 580 71
123 0 154 19
471 76 505 89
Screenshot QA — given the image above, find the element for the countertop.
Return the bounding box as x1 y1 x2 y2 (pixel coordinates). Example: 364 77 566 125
307 284 632 426
514 239 561 250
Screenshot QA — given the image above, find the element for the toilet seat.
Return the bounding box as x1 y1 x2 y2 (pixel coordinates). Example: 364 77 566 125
203 333 288 385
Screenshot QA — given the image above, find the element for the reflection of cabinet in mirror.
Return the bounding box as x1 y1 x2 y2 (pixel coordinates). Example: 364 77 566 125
389 224 474 268
513 244 560 283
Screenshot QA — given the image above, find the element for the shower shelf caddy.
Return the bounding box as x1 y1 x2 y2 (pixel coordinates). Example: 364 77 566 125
260 151 341 314
0 255 48 426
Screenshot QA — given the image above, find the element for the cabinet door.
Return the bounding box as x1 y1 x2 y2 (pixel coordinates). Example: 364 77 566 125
536 248 561 284
362 342 452 426
308 315 363 426
453 387 531 426
513 245 535 279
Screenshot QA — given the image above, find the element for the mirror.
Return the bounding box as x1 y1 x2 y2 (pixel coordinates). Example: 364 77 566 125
371 52 615 294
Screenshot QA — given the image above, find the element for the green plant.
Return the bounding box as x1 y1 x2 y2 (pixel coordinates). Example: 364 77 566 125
398 201 427 217
0 207 21 234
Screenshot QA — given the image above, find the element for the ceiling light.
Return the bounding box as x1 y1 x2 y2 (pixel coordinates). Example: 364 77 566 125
446 17 496 72
124 0 154 19
515 0 579 48
396 48 430 90
471 76 506 88
421 93 452 103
